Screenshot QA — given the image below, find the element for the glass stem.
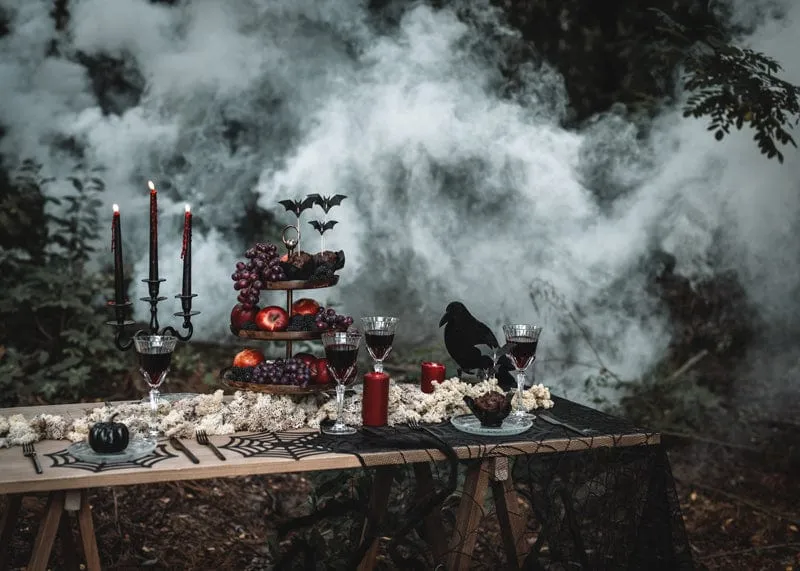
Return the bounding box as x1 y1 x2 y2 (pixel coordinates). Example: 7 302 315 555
516 371 526 413
149 388 160 440
334 383 346 428
374 359 383 373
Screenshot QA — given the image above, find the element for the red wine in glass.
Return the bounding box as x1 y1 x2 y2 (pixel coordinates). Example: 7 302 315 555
325 343 358 380
365 330 395 360
137 352 172 386
508 336 538 369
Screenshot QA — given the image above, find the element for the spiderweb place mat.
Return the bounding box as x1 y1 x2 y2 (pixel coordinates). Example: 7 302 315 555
220 430 332 460
45 444 177 473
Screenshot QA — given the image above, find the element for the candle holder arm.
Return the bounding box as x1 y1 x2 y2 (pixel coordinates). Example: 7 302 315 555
161 293 200 341
105 300 136 351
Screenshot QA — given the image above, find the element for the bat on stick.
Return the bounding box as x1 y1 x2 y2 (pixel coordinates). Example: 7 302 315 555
309 220 338 234
278 197 316 217
307 194 347 214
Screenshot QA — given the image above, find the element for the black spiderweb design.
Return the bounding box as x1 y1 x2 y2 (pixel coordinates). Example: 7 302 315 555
220 430 331 460
45 444 177 473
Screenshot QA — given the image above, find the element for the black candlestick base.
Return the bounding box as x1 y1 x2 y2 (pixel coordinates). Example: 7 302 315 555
110 281 199 349
105 300 136 351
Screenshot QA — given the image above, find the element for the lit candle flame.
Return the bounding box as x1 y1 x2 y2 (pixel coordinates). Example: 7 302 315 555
113 204 119 213
185 204 191 213
148 180 156 191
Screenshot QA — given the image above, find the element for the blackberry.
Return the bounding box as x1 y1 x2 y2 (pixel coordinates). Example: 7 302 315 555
228 366 254 382
241 321 260 331
309 264 335 283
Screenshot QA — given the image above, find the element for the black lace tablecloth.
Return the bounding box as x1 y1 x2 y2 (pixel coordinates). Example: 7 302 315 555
273 397 693 571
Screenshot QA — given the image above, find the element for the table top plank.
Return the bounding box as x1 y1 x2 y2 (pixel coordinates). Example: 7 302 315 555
0 430 659 495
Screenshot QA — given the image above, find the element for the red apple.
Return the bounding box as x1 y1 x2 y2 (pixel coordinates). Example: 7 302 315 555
230 303 260 331
293 352 317 370
233 348 266 368
291 298 320 316
312 357 331 384
255 306 290 331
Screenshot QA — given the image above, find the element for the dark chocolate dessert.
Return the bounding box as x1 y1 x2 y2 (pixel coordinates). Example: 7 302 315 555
463 390 513 427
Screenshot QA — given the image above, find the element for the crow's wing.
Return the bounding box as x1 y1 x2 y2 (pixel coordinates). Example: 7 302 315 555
444 326 490 372
473 319 499 348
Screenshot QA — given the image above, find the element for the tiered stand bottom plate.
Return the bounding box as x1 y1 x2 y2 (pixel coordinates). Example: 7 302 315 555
220 368 333 395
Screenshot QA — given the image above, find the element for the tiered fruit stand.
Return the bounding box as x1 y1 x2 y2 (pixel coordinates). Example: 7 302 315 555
235 276 340 358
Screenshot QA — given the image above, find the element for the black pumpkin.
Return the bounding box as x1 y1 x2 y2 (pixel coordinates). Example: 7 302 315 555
89 413 130 454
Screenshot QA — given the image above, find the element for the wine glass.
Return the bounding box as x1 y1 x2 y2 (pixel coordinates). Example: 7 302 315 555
503 324 543 422
361 316 399 373
133 334 178 441
321 329 362 435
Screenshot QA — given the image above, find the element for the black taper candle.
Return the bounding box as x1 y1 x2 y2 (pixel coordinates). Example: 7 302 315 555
111 204 126 323
181 204 192 299
148 180 158 283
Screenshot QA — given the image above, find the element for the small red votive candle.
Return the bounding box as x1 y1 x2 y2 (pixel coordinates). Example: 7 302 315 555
420 362 446 394
362 371 390 427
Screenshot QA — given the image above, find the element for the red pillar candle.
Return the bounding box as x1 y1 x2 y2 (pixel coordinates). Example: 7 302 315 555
148 180 158 282
181 204 192 297
420 362 446 394
362 371 390 427
111 204 125 305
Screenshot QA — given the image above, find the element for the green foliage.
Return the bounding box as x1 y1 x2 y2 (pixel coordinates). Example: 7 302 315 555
652 8 800 162
0 161 127 407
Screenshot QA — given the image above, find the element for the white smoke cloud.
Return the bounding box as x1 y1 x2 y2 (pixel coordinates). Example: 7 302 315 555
0 0 798 401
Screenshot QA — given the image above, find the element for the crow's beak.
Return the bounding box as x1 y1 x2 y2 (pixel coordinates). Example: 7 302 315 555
439 314 449 327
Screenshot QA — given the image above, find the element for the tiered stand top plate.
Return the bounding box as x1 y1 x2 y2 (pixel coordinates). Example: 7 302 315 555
261 276 338 290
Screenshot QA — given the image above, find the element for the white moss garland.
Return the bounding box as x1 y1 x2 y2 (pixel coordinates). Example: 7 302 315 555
0 378 553 448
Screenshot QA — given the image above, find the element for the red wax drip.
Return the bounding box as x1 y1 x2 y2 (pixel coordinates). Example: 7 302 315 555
181 211 190 259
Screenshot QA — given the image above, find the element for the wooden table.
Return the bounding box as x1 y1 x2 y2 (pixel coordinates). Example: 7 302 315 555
0 400 659 570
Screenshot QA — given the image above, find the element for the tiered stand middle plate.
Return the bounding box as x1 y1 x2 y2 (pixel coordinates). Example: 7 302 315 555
225 276 339 395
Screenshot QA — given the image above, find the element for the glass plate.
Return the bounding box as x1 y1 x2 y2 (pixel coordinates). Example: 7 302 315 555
67 439 156 463
450 414 533 436
139 392 199 404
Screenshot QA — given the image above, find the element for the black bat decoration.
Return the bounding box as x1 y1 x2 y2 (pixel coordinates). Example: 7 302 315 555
278 197 316 217
309 220 338 234
307 193 347 214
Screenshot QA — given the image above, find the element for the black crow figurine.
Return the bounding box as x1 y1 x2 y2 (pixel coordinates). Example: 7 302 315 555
439 301 516 390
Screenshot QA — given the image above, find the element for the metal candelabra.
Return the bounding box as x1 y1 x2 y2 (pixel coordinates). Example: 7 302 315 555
107 277 199 351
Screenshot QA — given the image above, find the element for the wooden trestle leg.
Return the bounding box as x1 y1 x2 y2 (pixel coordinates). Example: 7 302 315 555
28 491 65 571
447 457 529 570
1 490 100 571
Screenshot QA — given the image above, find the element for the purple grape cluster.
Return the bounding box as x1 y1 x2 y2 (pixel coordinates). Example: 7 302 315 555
252 358 312 387
314 307 354 331
231 242 287 309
